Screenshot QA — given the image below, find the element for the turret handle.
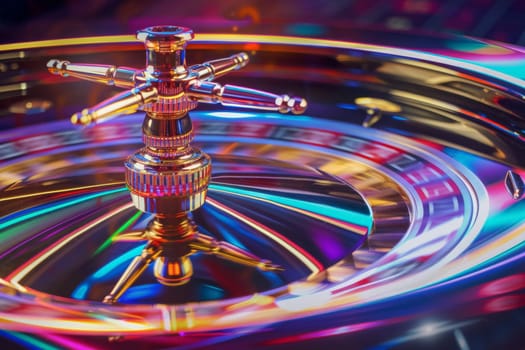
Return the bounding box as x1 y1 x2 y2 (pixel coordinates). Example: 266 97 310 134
187 81 307 114
189 52 249 81
47 59 140 89
47 24 307 125
70 84 158 125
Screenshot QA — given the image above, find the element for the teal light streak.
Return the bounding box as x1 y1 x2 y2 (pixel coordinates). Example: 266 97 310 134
71 284 90 300
94 211 142 255
193 110 312 122
92 244 145 279
286 23 326 36
462 240 525 278
0 330 61 350
209 184 372 229
73 243 146 299
483 201 525 237
429 40 525 78
0 187 127 231
456 58 525 79
207 111 257 118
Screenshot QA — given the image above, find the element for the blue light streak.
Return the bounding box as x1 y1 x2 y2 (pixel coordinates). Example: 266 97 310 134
72 243 146 299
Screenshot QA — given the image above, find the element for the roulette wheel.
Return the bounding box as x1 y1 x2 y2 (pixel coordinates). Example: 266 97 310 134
1 23 525 350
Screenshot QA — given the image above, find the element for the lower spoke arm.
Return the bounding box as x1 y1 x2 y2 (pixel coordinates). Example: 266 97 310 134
71 84 158 126
190 233 282 271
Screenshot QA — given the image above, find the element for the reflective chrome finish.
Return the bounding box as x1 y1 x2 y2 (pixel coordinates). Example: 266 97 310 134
46 25 307 304
47 27 306 124
46 59 139 88
189 52 249 81
187 81 307 114
3 26 525 348
125 146 211 213
505 170 524 200
71 84 157 125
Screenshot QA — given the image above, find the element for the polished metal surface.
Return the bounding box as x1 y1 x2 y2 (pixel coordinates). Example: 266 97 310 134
0 26 525 349
505 170 524 200
46 25 308 303
47 27 307 124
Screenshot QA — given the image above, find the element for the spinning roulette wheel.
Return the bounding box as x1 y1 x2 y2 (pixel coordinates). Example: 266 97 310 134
0 23 525 349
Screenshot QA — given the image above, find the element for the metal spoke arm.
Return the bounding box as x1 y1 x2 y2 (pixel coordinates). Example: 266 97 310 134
47 24 308 121
188 52 249 81
103 242 162 304
186 80 307 114
47 59 141 89
45 26 303 305
71 84 158 125
190 233 282 271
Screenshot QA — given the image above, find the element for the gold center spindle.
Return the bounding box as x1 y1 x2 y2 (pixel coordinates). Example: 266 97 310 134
46 25 306 304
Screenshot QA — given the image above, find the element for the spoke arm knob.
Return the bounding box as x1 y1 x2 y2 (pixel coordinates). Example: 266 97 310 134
71 84 158 126
47 59 140 88
186 81 307 114
190 234 282 271
189 52 249 81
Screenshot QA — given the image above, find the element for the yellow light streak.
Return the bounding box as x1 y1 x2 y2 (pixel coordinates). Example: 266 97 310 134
0 33 522 88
